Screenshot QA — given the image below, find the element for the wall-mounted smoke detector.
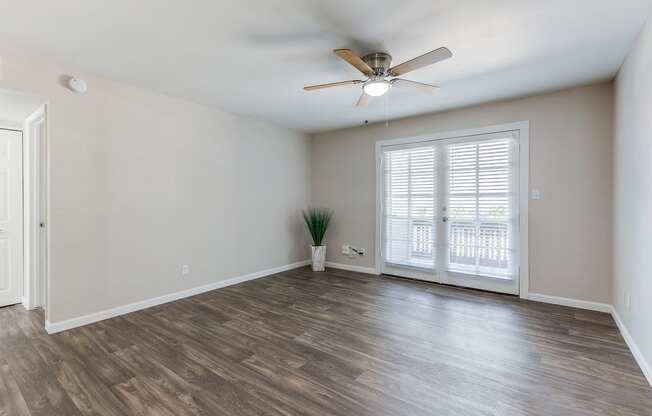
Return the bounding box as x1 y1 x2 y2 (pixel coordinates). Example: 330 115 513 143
68 77 88 94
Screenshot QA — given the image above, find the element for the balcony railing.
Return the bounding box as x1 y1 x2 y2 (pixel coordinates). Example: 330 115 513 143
409 221 510 270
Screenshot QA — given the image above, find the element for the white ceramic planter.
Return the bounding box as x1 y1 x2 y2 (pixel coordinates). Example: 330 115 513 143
311 245 327 271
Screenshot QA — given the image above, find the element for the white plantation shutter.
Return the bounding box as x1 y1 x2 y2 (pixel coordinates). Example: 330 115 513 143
383 145 437 269
446 135 518 278
381 131 519 281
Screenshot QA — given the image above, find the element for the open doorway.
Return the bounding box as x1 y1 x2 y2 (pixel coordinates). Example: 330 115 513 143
0 88 49 325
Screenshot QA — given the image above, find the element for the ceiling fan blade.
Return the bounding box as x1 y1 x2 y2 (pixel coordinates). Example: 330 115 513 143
334 49 374 76
391 78 440 94
356 93 371 107
389 47 452 76
304 80 362 91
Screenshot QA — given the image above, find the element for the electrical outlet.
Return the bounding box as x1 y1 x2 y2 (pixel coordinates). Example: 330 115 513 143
342 244 365 258
348 246 365 257
181 264 190 276
625 291 632 310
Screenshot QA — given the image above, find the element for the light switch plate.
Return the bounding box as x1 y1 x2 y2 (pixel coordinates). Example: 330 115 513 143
531 188 542 200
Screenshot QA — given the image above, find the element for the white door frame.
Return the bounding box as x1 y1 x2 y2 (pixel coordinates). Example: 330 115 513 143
375 121 530 298
22 105 49 313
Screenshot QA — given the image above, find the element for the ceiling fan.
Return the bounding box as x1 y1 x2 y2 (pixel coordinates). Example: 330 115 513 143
304 47 452 106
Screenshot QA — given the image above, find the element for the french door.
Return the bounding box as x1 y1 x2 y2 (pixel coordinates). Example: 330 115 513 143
380 131 520 294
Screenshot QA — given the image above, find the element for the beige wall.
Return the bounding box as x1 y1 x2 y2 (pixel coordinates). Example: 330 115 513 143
0 46 311 324
0 41 619 324
312 83 613 303
613 16 652 375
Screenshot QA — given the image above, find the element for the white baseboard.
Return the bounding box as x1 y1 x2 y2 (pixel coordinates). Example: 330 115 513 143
526 292 651 387
325 261 379 275
21 297 33 310
525 292 613 313
610 307 652 387
45 260 310 334
43 262 651 389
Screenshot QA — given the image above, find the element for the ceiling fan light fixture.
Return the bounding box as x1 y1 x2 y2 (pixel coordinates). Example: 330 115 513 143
363 79 390 97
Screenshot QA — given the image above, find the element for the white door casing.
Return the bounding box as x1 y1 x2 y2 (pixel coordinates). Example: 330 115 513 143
23 105 48 311
0 128 23 307
37 118 47 308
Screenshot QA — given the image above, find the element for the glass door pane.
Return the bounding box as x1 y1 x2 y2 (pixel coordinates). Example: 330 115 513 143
440 134 519 294
380 131 520 294
381 145 438 281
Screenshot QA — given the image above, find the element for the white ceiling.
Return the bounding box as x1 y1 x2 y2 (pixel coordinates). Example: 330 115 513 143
1 0 651 133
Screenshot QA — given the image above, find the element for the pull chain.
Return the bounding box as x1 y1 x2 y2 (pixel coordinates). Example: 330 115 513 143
384 91 390 128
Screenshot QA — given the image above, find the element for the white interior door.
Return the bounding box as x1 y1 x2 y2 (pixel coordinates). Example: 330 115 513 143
0 129 23 307
380 130 520 295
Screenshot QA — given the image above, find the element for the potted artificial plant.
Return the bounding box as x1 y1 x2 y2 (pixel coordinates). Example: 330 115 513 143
302 208 333 272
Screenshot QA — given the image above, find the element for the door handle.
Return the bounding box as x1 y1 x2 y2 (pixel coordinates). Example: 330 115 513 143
442 216 448 223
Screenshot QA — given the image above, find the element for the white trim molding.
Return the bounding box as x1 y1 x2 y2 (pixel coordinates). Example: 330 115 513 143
524 293 651 387
326 259 652 388
23 105 48 313
325 261 379 275
611 307 652 387
45 260 310 334
525 292 612 313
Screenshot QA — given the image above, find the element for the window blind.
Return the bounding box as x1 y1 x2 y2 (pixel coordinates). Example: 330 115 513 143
383 145 437 269
446 137 518 278
381 133 518 280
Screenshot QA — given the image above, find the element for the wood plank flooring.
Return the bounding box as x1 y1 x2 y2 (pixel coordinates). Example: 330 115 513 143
1 267 651 416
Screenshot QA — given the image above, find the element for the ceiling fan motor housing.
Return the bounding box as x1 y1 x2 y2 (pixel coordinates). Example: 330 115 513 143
363 52 392 76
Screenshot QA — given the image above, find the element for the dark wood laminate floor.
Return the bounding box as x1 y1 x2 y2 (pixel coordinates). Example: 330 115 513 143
1 267 651 416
